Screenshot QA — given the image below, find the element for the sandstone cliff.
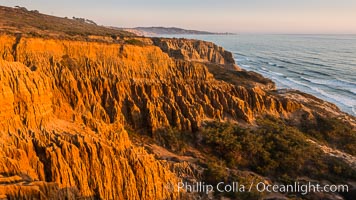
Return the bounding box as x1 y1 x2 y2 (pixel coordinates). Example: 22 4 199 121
1 34 305 131
0 35 181 199
0 33 299 199
0 33 354 199
152 38 240 71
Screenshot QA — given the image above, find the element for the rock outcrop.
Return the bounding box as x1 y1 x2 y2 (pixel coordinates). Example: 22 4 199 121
0 35 304 131
152 37 240 71
0 33 350 199
0 56 179 199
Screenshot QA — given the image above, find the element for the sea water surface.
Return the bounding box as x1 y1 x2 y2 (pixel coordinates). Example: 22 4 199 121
160 34 356 116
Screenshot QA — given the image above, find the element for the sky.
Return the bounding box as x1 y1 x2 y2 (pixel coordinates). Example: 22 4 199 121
1 0 356 34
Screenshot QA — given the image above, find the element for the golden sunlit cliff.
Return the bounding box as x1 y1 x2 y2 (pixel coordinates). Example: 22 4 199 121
0 5 355 200
0 33 299 199
0 32 352 199
0 42 180 199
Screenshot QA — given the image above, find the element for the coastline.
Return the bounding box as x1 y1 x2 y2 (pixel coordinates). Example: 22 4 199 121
157 34 356 117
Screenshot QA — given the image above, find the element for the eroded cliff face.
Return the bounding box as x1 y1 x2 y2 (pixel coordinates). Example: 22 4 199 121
152 38 240 71
0 36 181 199
0 35 303 131
0 122 179 199
0 34 317 199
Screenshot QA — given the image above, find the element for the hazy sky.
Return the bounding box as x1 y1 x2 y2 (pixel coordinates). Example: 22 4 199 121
1 0 356 34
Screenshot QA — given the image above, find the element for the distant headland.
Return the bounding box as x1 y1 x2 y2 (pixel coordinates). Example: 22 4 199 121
121 26 234 36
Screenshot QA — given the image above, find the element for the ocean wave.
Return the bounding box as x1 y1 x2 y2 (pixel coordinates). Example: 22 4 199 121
267 70 284 76
310 87 354 107
301 77 356 86
298 60 333 69
300 77 356 95
300 76 313 83
235 58 245 62
349 88 356 95
336 78 356 85
275 58 300 66
286 77 355 109
286 77 312 89
263 61 285 68
258 67 285 77
240 64 251 68
233 52 246 56
286 70 306 76
237 56 355 111
303 56 319 61
303 69 331 77
273 78 293 88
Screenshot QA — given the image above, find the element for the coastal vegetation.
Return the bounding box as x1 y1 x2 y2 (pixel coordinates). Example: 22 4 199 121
200 117 355 181
0 6 133 38
150 116 356 199
300 116 356 155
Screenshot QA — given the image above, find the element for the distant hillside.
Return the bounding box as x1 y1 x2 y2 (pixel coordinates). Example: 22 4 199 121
0 5 134 38
123 26 230 36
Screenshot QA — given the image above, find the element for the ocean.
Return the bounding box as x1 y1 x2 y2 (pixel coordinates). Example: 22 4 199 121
160 34 356 116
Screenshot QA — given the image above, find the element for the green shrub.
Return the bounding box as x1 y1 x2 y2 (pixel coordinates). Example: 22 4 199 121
153 128 189 153
144 115 355 188
300 116 356 155
125 39 144 46
200 117 356 182
204 160 228 184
